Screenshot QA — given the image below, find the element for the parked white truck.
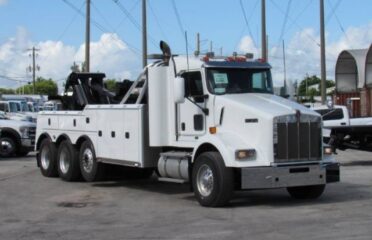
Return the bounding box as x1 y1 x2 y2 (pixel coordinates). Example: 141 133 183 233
35 42 339 207
313 105 372 150
0 111 36 157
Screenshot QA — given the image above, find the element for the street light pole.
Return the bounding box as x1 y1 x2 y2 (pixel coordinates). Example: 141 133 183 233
142 0 148 68
85 0 90 72
320 0 327 104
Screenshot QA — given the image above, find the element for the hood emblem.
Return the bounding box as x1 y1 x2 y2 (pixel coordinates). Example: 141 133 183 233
296 110 301 123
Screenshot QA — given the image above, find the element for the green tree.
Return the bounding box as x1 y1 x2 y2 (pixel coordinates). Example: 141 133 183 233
16 77 58 96
0 88 15 94
298 75 335 97
104 79 118 92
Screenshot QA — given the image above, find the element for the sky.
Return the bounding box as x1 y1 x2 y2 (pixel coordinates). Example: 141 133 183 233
1 0 372 90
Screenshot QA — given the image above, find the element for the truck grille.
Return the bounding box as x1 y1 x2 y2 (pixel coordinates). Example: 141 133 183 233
274 114 321 163
29 127 36 145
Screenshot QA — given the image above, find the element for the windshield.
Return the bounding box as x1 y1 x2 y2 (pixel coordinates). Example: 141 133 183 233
21 102 30 112
206 68 273 94
9 102 19 112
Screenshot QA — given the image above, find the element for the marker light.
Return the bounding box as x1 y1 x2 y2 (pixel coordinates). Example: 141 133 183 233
209 127 217 134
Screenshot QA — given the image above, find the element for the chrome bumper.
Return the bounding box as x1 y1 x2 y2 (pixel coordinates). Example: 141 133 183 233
241 162 340 189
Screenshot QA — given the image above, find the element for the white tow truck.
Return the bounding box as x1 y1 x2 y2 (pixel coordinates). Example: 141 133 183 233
35 42 339 207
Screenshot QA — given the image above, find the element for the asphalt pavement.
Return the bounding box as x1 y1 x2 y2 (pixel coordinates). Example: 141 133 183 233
0 149 371 240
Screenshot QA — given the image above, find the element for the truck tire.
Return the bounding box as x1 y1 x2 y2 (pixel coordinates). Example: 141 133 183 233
192 151 234 207
37 138 58 177
0 137 16 158
79 141 105 182
57 140 81 181
287 184 326 199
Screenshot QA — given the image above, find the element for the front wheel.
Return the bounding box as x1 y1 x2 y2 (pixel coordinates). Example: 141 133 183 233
79 141 105 182
0 137 16 157
192 152 234 207
287 185 326 199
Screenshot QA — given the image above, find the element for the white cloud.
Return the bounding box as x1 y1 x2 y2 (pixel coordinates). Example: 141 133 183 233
0 30 141 90
239 22 372 87
0 0 7 6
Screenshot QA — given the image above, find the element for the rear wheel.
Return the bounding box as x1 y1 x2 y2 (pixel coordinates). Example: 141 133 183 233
287 185 326 199
192 152 234 207
0 137 16 157
57 140 81 181
79 141 105 182
37 138 58 177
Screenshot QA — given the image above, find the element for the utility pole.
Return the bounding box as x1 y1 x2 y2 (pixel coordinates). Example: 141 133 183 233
85 0 90 72
282 40 287 95
261 0 267 61
27 46 40 94
209 41 213 53
320 0 326 104
142 0 148 68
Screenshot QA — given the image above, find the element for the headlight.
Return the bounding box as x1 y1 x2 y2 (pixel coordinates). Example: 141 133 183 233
19 127 30 138
235 149 256 160
323 146 333 155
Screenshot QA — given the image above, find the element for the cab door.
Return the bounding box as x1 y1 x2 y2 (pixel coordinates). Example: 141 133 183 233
177 71 206 141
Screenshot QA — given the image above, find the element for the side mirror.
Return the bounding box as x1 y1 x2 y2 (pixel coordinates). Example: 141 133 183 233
174 76 185 104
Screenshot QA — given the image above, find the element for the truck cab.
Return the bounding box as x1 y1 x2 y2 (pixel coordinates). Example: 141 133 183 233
35 42 339 207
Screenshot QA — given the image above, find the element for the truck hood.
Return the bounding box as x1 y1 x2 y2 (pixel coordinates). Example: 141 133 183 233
216 93 318 119
213 93 320 166
0 119 36 129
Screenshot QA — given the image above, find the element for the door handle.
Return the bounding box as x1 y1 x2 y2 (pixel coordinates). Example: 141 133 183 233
340 122 346 125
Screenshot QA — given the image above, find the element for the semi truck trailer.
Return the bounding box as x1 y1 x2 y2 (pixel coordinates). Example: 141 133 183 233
35 42 340 207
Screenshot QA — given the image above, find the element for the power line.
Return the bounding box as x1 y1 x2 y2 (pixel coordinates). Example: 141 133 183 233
0 75 29 83
277 0 292 44
113 0 140 32
326 0 351 45
269 0 320 47
171 0 185 37
91 0 115 31
61 0 141 55
239 0 258 49
275 0 314 48
57 1 85 42
112 0 158 48
148 0 169 42
324 0 341 25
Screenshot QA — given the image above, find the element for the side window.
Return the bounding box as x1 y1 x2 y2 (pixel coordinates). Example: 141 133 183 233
0 103 6 112
316 109 344 120
182 71 203 99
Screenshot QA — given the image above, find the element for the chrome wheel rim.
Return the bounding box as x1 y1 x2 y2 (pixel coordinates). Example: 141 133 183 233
0 139 14 155
59 148 70 174
196 164 214 197
40 145 50 170
82 148 94 173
